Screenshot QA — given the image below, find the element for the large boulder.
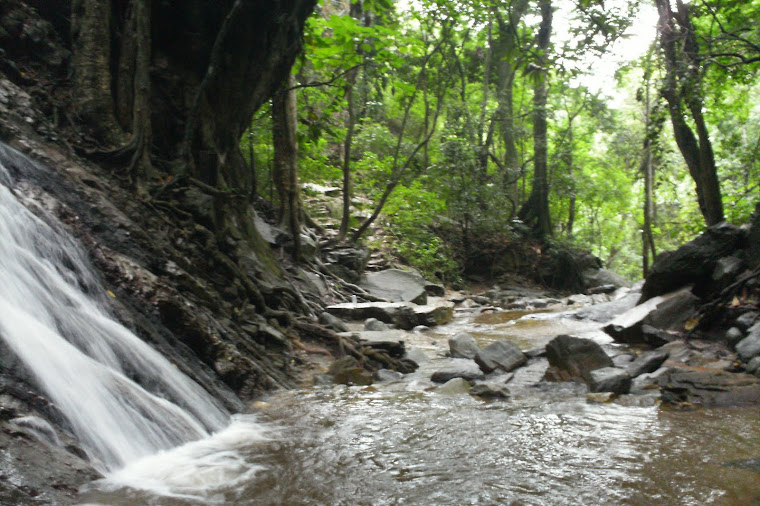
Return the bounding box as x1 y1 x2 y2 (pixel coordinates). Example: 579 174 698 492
603 287 698 344
544 335 613 383
327 301 453 330
626 351 669 378
661 369 760 406
431 360 486 383
449 333 481 359
588 367 632 394
474 340 527 373
582 268 632 291
640 222 745 301
328 357 372 386
735 322 760 362
572 291 640 323
359 269 428 305
470 381 512 399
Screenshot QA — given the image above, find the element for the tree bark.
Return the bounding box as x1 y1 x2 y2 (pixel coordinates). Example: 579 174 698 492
71 0 123 145
518 0 553 238
272 74 302 261
494 0 530 206
656 0 724 226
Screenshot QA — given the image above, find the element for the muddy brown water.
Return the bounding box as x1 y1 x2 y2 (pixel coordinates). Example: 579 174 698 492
81 307 760 505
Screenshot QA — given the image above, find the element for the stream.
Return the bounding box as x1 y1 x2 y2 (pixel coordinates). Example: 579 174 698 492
80 305 760 505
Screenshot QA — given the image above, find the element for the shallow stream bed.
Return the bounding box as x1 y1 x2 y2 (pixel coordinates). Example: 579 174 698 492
81 307 760 505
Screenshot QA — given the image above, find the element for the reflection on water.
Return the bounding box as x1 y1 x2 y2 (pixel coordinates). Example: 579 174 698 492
83 309 760 505
245 387 760 506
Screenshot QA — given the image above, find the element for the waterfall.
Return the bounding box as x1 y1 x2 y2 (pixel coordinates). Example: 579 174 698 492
0 144 233 474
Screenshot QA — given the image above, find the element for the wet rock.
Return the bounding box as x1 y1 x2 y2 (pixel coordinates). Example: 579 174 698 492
431 360 486 383
586 392 616 403
640 324 677 347
470 381 511 399
726 327 744 347
413 325 431 333
358 269 428 304
746 357 760 376
626 350 669 378
364 318 390 332
572 292 640 323
505 300 528 310
641 222 745 301
588 284 617 295
661 369 760 407
474 340 527 374
735 323 760 361
589 367 632 394
544 335 613 383
736 311 759 332
328 356 372 385
582 267 632 290
567 294 592 306
326 302 417 329
425 283 446 297
375 369 404 382
657 340 697 365
631 367 671 392
712 256 744 290
435 377 472 394
449 332 481 359
612 352 636 367
473 295 491 305
405 347 429 364
319 312 349 333
413 303 454 327
603 288 697 344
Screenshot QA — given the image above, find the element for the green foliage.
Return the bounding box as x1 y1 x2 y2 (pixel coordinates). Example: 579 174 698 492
383 180 460 283
239 0 760 286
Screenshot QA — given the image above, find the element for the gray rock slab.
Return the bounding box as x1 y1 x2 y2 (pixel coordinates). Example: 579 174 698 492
359 269 428 304
603 287 697 344
736 311 759 331
449 332 481 359
375 369 404 382
435 377 472 394
626 351 670 378
470 381 511 399
662 369 760 406
474 340 527 373
589 367 632 394
572 292 639 323
364 318 390 331
736 323 760 361
545 335 613 383
431 359 485 383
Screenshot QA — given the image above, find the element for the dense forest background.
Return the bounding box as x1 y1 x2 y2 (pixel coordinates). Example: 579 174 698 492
245 0 760 284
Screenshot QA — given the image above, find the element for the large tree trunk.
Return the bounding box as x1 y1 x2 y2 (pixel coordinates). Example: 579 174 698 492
70 0 123 145
656 0 724 226
272 74 302 261
518 0 552 238
494 0 530 206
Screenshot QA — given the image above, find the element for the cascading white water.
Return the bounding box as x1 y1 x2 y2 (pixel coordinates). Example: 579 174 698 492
0 144 239 475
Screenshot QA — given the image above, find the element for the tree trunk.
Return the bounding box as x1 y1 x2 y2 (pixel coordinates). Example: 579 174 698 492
518 0 552 238
129 0 153 187
272 74 302 261
494 0 529 204
656 0 724 226
71 0 123 145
